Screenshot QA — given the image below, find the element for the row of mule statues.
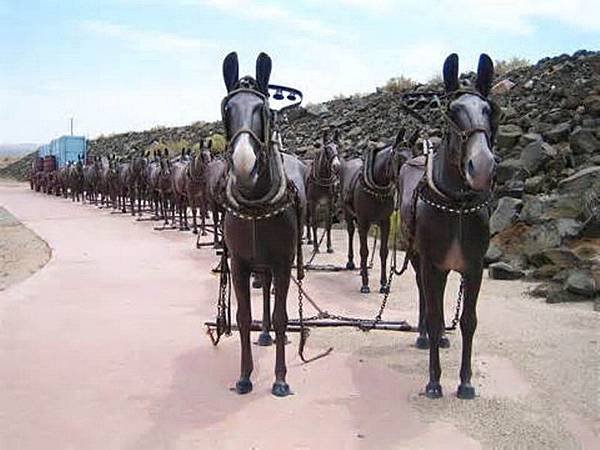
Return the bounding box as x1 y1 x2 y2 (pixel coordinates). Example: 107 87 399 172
30 50 498 401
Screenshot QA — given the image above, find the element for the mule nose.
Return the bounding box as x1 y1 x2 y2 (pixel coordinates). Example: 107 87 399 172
467 154 495 191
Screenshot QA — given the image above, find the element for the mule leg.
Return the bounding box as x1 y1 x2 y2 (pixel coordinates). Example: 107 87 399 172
326 198 334 253
411 256 429 349
311 203 319 254
231 258 253 394
378 219 390 293
184 201 190 230
421 262 449 399
212 208 222 248
258 271 273 346
272 266 291 397
457 268 483 399
358 221 370 294
130 189 135 216
345 215 356 270
305 206 312 245
200 202 207 236
191 202 198 235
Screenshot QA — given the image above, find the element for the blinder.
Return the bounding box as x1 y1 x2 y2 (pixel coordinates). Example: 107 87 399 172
221 83 272 155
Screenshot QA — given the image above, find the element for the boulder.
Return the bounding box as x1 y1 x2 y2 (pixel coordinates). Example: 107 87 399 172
558 166 600 193
524 175 544 194
484 243 503 264
543 122 571 143
528 247 582 268
564 270 597 297
490 197 522 235
488 262 524 280
546 287 592 303
520 140 556 173
523 222 562 256
496 124 522 149
569 127 600 155
496 158 525 184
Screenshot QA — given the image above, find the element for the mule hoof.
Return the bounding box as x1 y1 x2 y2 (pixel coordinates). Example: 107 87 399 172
192 229 198 235
415 336 429 350
257 333 273 346
201 231 207 236
251 279 263 289
360 286 370 294
235 378 253 395
425 382 443 399
440 336 451 349
326 248 334 254
272 381 291 397
346 261 356 270
379 285 389 294
457 383 476 400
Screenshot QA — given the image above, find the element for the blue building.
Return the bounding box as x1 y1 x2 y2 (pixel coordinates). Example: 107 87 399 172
38 136 87 168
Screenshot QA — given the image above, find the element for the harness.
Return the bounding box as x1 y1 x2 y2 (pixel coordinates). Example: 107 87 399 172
359 146 395 200
308 143 339 190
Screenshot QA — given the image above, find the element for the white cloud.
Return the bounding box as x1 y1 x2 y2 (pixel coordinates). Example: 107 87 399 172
434 0 600 35
199 0 335 36
82 20 215 53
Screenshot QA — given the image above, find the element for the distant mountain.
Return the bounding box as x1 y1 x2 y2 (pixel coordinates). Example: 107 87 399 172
0 144 39 157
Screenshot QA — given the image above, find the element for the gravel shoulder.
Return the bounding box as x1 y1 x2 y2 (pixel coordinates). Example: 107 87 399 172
0 195 51 292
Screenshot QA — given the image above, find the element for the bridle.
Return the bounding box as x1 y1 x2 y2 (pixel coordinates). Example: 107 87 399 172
221 79 271 159
420 90 498 212
310 141 339 188
433 90 498 180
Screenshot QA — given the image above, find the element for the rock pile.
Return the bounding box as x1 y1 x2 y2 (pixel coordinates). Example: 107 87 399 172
2 50 598 305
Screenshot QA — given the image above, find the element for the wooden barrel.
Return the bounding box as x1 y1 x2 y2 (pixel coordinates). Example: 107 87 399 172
43 155 57 172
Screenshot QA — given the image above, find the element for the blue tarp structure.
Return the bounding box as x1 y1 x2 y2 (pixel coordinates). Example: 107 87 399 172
38 136 87 168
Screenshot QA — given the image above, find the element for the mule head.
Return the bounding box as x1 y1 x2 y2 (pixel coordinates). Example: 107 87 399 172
222 51 272 193
443 53 497 192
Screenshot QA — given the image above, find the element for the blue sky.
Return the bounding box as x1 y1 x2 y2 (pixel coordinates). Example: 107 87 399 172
1 0 598 144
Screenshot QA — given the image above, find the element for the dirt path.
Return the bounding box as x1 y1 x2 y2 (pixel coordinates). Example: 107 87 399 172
0 181 598 450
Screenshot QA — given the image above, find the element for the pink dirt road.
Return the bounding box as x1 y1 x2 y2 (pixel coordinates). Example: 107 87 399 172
2 182 596 449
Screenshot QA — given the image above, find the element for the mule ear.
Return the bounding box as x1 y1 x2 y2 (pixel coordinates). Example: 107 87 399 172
443 53 459 93
256 52 272 95
207 139 212 149
223 52 239 92
476 53 494 97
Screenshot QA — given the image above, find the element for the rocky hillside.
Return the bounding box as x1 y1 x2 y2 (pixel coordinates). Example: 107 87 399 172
2 50 598 304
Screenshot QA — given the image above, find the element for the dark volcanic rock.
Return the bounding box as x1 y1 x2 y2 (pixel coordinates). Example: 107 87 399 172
564 270 597 297
488 262 524 280
569 127 600 154
490 197 522 235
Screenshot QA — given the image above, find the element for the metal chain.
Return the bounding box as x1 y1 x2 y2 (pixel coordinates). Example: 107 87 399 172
445 277 464 331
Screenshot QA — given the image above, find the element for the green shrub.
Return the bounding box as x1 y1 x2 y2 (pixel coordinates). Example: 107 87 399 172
382 76 417 93
494 57 530 77
209 133 227 154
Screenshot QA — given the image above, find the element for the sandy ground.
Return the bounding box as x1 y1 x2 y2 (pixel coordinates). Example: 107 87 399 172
0 206 51 291
0 180 598 450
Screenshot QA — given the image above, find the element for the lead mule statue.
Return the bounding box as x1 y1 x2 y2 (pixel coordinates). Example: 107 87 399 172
220 52 307 397
397 53 498 399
